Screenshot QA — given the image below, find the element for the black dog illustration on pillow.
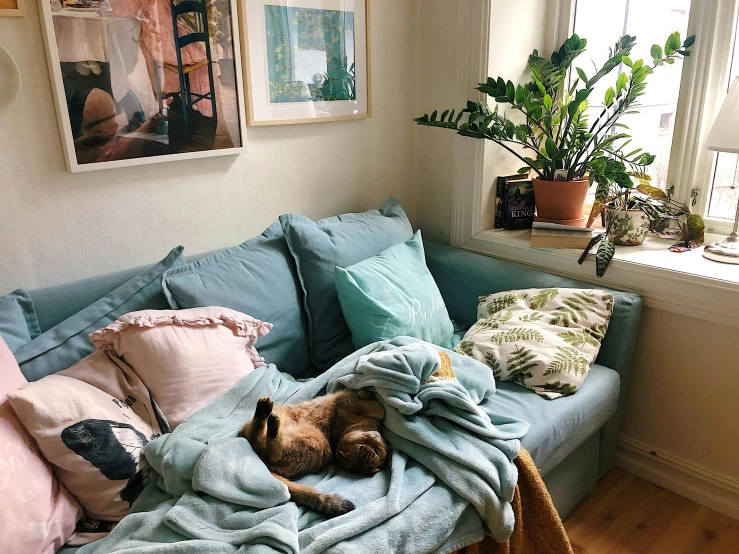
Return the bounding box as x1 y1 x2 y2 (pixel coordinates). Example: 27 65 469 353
61 419 151 505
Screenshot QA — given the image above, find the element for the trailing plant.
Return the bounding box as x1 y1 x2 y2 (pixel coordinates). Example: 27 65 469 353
579 181 705 276
414 32 694 185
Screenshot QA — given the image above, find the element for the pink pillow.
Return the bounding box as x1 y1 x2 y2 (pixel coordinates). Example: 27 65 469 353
8 349 166 523
90 307 272 428
0 337 82 554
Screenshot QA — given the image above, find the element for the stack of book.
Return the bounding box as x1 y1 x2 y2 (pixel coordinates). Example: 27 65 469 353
530 221 600 249
494 174 535 230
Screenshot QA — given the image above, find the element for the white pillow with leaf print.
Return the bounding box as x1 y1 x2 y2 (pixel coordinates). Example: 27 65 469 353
454 288 614 399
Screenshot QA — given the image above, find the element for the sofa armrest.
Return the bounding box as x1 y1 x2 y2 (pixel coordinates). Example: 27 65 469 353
424 240 642 475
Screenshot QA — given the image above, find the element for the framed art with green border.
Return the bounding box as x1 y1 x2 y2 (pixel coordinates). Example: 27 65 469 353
241 0 370 125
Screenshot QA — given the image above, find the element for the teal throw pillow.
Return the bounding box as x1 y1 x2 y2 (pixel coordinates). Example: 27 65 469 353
335 230 454 349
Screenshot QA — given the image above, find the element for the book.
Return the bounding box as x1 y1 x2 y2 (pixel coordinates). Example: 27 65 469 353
530 223 598 249
494 173 530 229
505 179 535 230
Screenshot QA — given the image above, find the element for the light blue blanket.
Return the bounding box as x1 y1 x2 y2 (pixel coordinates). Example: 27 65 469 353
79 337 529 554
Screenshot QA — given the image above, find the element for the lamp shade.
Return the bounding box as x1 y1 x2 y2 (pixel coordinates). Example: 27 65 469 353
706 76 739 153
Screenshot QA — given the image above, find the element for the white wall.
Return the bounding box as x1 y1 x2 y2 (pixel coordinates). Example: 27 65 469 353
0 0 418 294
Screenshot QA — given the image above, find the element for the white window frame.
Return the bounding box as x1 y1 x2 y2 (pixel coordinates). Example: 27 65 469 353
448 0 739 328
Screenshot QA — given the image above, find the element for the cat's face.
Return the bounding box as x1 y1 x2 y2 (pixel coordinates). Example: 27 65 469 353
336 431 388 476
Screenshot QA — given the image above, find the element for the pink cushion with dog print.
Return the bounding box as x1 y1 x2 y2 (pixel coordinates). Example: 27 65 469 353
0 336 82 554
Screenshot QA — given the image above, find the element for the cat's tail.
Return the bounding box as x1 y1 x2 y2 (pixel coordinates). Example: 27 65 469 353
273 474 355 518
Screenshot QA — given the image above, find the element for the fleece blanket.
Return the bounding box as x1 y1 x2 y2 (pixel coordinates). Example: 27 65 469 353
78 337 529 554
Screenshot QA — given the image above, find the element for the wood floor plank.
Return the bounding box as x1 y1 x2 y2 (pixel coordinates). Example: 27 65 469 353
564 469 739 554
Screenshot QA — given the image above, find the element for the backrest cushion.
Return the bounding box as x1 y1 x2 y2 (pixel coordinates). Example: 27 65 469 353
0 289 41 352
7 349 164 522
161 222 313 378
280 197 414 369
0 337 82 553
90 307 272 428
335 230 455 349
12 247 184 382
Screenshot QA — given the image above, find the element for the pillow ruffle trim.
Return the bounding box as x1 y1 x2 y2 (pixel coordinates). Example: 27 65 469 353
89 310 273 367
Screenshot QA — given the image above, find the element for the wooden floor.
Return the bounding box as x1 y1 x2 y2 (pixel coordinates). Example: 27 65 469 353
564 469 739 553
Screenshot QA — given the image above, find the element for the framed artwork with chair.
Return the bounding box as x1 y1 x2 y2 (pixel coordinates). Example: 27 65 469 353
38 0 247 172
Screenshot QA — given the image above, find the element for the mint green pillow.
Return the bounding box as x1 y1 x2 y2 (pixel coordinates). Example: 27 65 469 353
335 230 454 349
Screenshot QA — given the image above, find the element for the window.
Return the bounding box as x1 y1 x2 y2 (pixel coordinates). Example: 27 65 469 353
557 0 739 233
571 0 690 192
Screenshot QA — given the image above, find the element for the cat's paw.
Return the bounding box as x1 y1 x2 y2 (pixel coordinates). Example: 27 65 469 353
323 494 355 517
357 390 375 401
255 397 273 419
267 413 280 438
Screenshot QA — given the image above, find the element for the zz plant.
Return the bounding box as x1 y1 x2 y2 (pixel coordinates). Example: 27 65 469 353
415 31 697 276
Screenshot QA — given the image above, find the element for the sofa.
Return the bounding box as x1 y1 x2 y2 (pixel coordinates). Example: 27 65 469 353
14 232 641 554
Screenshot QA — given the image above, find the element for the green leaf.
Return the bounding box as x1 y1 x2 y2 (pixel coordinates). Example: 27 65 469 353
545 137 557 159
506 80 515 100
576 67 588 83
683 35 696 48
578 234 605 265
543 94 553 110
666 32 681 55
430 110 438 122
544 346 590 377
616 72 628 94
440 110 449 122
529 289 558 309
622 56 633 68
595 240 616 277
489 328 545 344
604 87 615 106
515 85 525 104
650 44 663 60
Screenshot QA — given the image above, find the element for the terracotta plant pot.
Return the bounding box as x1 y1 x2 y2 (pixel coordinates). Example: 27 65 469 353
532 179 589 224
606 206 650 246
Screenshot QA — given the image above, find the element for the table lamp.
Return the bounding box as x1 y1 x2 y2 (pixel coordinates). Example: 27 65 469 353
704 76 739 263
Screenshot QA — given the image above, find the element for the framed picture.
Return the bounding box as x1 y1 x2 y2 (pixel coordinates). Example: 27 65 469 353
38 0 247 172
0 0 25 17
241 0 370 126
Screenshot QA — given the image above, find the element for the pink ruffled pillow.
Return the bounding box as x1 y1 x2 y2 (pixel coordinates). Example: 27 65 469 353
0 337 82 553
90 307 272 428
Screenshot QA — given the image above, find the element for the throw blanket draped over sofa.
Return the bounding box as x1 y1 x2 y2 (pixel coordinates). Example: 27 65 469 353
79 337 530 554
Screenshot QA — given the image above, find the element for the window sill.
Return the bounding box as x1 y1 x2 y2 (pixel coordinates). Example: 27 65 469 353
463 229 739 327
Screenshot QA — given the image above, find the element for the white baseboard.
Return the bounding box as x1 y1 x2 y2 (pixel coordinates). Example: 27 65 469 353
615 435 739 520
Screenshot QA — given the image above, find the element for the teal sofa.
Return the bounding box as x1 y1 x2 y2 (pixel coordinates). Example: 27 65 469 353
22 241 640 553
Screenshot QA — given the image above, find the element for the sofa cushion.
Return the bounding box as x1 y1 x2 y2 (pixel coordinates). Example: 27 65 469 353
12 247 184 382
495 364 620 475
0 289 41 352
281 197 413 369
335 230 454 350
161 222 313 378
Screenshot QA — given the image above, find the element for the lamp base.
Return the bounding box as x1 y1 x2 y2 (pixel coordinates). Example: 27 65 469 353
703 234 739 264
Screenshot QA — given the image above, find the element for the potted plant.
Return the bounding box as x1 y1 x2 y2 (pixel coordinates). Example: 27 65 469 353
580 180 705 276
414 32 695 227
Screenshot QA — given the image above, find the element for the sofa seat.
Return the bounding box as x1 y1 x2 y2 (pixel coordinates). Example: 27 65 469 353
494 364 620 476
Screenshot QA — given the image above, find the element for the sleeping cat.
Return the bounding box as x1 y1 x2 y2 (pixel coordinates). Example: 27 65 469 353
239 390 388 517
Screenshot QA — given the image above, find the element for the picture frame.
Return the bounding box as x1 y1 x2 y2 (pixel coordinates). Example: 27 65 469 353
37 0 248 172
0 0 25 17
241 0 371 126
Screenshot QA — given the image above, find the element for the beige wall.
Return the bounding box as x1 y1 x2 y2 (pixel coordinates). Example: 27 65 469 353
622 306 739 479
0 0 418 293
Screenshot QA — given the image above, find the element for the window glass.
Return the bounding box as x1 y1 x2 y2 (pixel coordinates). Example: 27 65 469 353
572 0 691 191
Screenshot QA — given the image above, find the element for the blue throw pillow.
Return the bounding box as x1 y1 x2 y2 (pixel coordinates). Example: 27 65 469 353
162 222 314 378
335 230 454 349
0 290 41 353
14 246 184 381
281 197 413 369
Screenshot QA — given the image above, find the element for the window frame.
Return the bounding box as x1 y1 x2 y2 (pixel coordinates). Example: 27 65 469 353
549 0 739 234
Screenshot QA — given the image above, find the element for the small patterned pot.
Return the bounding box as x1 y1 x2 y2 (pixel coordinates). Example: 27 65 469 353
606 207 650 246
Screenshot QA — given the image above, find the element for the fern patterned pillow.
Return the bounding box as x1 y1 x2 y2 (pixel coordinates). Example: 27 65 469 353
454 288 614 399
